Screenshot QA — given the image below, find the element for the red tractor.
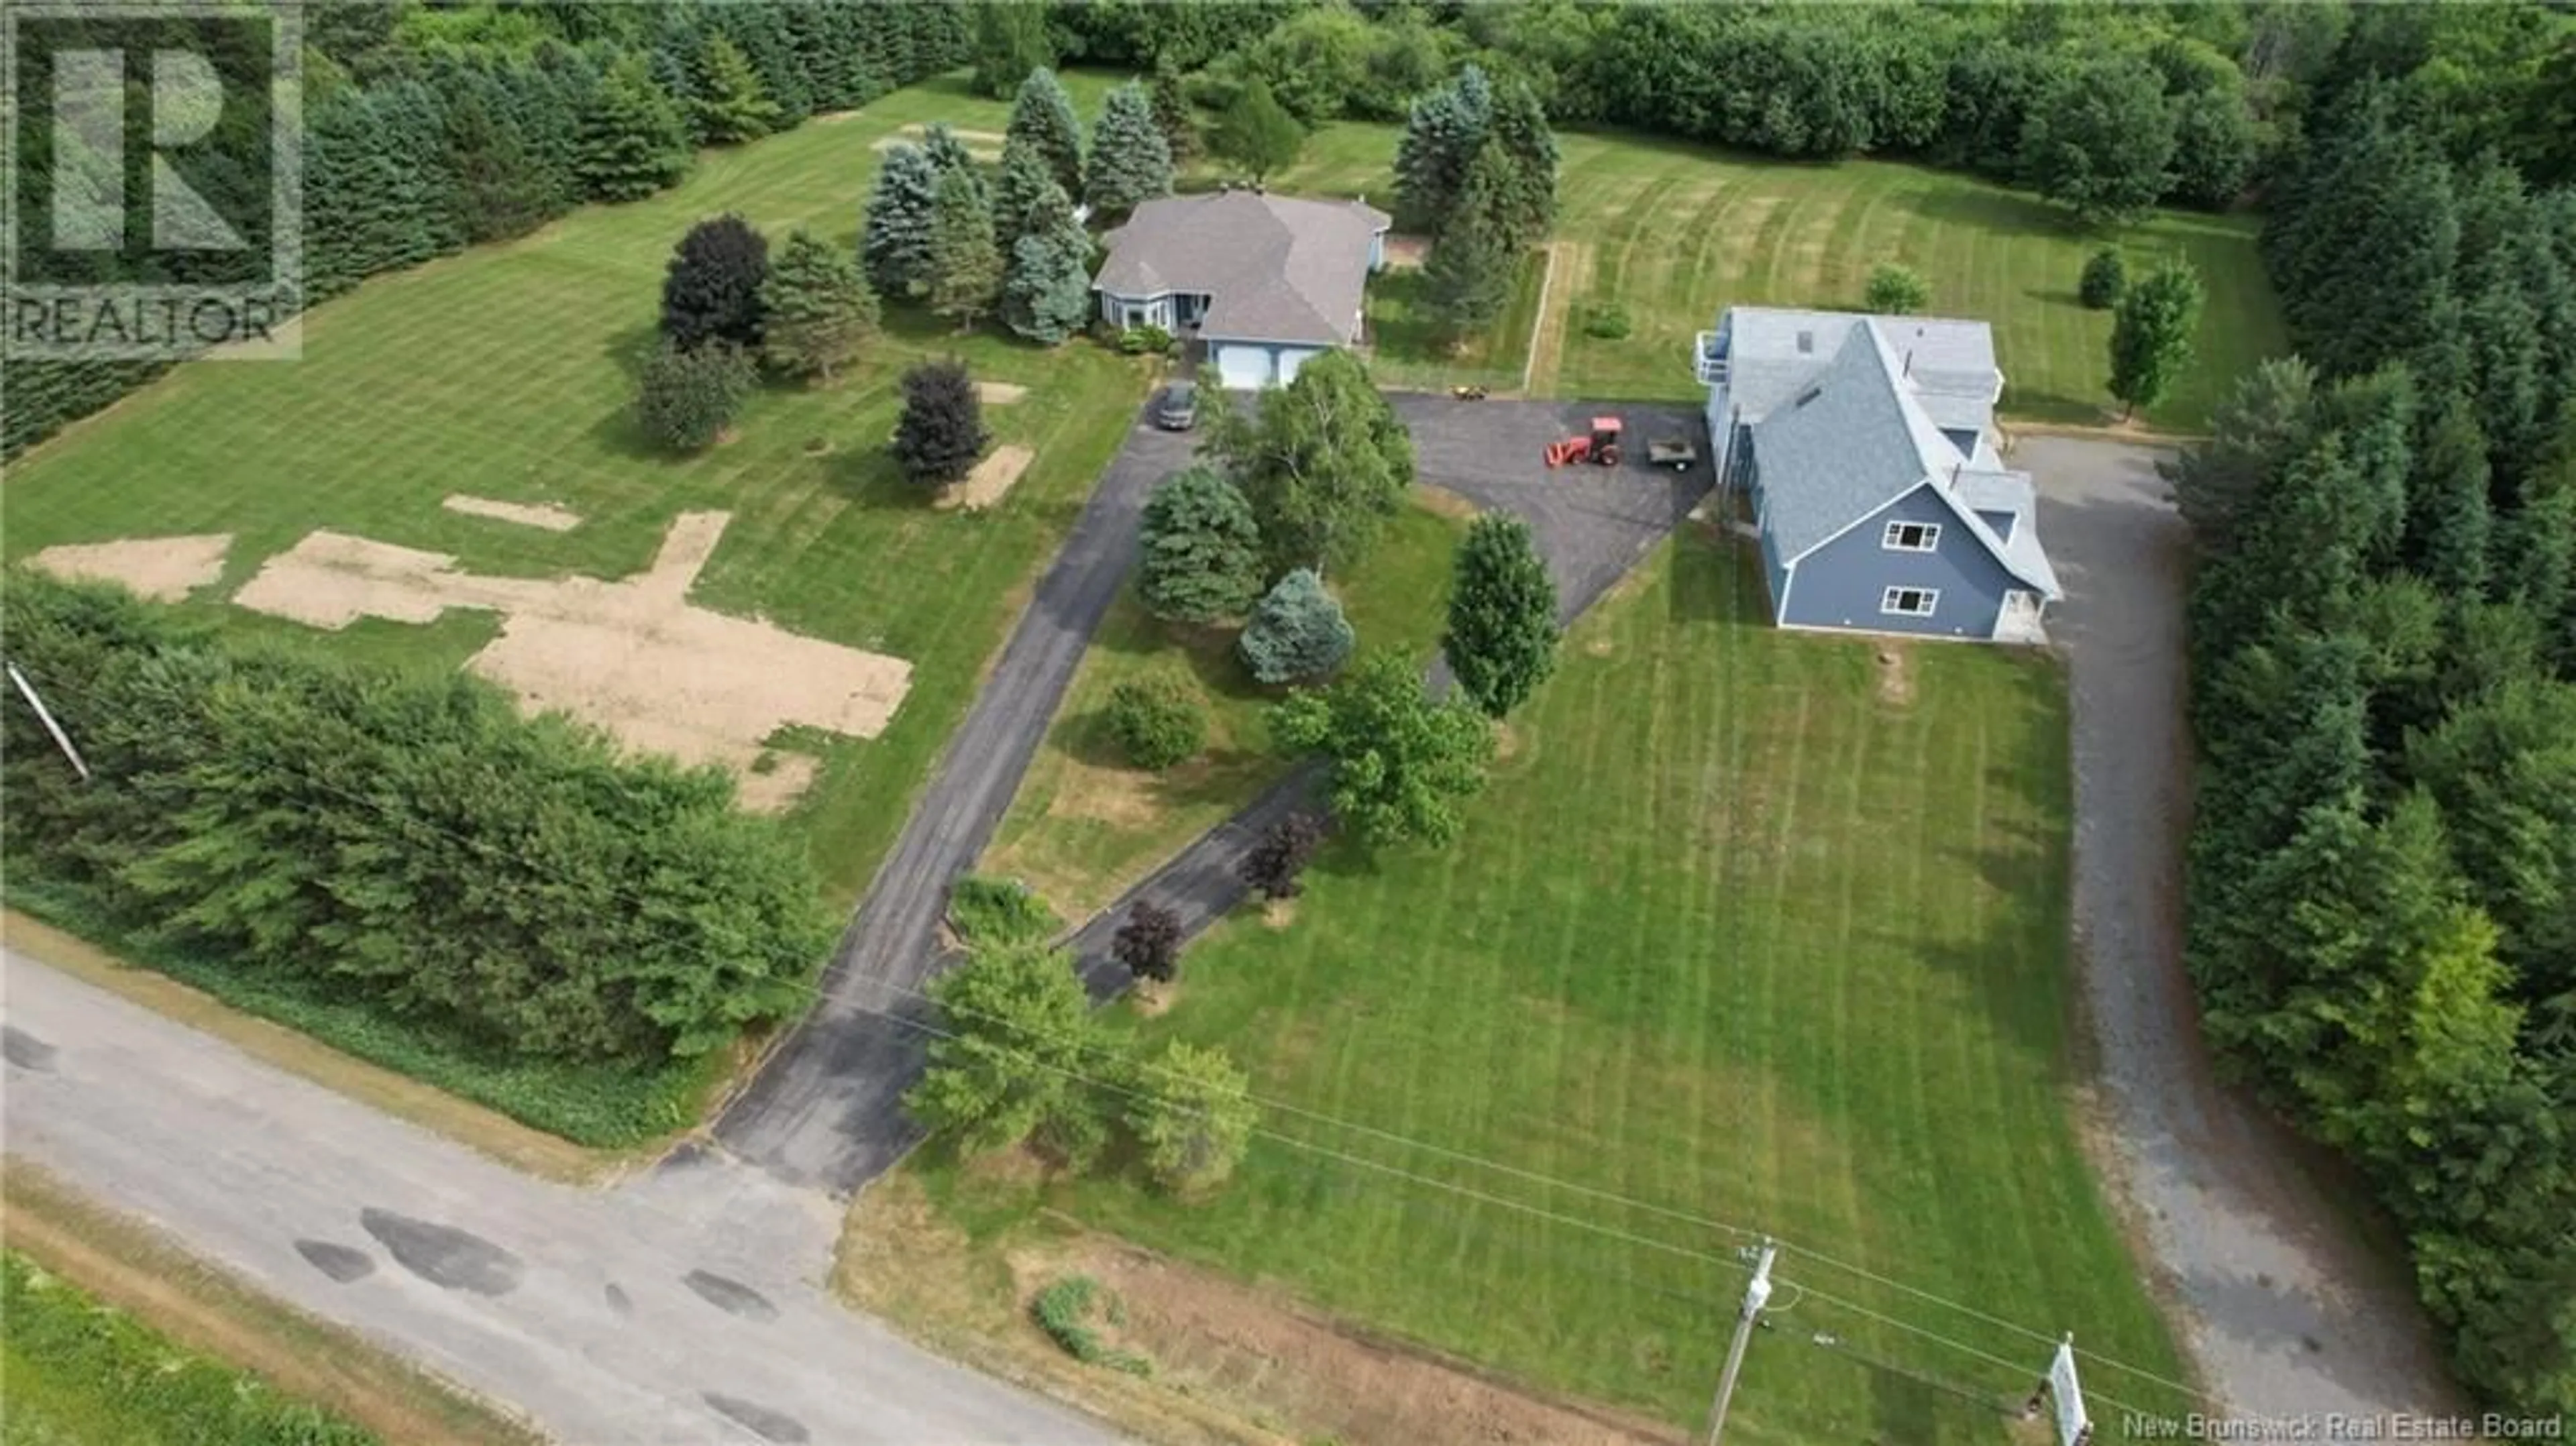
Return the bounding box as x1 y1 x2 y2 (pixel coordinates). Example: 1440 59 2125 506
1545 416 1623 467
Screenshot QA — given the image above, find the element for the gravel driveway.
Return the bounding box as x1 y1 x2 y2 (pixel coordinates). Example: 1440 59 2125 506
2022 435 2457 1423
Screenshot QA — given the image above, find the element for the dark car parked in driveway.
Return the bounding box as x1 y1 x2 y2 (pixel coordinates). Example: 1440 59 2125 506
1154 382 1197 431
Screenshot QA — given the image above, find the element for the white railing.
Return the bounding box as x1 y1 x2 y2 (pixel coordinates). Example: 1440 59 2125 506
1695 331 1729 386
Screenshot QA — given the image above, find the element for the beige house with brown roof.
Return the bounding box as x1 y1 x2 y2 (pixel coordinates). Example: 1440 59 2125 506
1093 188 1391 390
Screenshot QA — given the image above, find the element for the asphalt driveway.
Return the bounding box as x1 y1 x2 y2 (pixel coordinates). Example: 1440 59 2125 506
713 405 1199 1195
2021 435 2455 1420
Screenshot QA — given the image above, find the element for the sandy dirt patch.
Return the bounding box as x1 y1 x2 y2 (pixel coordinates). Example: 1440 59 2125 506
1874 643 1915 706
975 382 1028 405
1381 233 1430 271
1070 1241 1679 1446
871 124 1004 160
735 753 822 816
937 445 1035 512
441 494 582 533
30 533 232 602
229 512 909 812
1522 241 1589 396
1413 484 1481 522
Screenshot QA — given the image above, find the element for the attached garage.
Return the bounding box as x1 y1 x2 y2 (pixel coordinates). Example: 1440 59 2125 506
1214 343 1275 390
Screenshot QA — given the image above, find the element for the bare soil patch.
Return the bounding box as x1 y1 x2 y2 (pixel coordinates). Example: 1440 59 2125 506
975 381 1029 405
1077 1239 1680 1446
871 124 1004 160
735 752 822 816
1413 483 1482 522
1381 233 1431 271
1260 898 1299 930
1127 981 1179 1016
1875 643 1915 706
441 494 582 532
229 512 910 812
29 533 231 602
936 445 1036 512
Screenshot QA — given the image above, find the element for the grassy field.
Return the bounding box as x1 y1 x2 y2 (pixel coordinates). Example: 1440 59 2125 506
1256 120 2280 429
943 526 2193 1442
1 1165 539 1446
1 73 1145 911
1362 251 1550 395
984 497 1465 923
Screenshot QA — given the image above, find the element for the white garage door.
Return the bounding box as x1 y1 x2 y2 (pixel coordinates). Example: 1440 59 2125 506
1275 347 1323 384
1215 343 1273 390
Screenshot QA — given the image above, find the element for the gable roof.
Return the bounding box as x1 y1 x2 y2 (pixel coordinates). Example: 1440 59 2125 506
1095 190 1391 346
1750 320 2057 598
1722 307 2002 425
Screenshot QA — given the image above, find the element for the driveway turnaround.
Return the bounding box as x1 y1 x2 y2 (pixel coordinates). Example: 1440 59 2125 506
2023 436 2457 1419
1 952 1118 1446
715 406 1199 1195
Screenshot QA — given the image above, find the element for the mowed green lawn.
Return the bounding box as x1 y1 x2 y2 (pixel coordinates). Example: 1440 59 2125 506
1262 121 2282 428
946 527 2193 1441
1 74 1146 906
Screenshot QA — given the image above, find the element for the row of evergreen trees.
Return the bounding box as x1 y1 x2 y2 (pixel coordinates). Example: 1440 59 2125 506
1391 65 1558 345
2185 9 2576 1414
2 0 977 459
1 569 834 1065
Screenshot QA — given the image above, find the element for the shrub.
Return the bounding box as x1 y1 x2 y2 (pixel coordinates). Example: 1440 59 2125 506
635 339 755 452
947 877 1063 947
1116 324 1175 356
1137 465 1264 624
1104 672 1207 770
1030 1276 1152 1374
2080 246 2127 309
1126 1039 1256 1194
1114 900 1185 984
1238 569 1354 684
1581 302 1632 340
1865 262 1930 315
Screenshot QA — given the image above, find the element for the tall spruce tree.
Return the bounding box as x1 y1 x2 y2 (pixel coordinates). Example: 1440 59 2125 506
1442 513 1560 718
1086 81 1175 215
690 32 780 145
661 213 769 351
437 75 552 244
576 52 690 202
1393 64 1494 234
991 137 1061 258
862 143 942 298
1005 68 1085 201
1485 76 1558 248
1000 183 1091 345
1138 465 1265 624
892 358 989 488
2108 261 2204 420
760 229 879 381
1422 143 1517 345
928 166 1003 331
1149 54 1199 165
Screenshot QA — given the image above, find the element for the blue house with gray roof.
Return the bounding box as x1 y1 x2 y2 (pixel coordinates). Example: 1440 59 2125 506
1698 307 2059 643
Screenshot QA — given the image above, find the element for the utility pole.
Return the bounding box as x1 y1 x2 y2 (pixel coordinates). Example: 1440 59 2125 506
6 661 91 782
1703 1237 1777 1446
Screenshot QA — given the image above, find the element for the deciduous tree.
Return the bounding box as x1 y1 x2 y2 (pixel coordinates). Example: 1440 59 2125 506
1207 349 1414 577
635 339 755 452
1240 569 1355 684
1138 465 1264 624
1442 514 1560 718
2108 260 2204 420
970 1 1053 100
1865 262 1929 315
759 230 877 382
2018 56 2176 227
1269 650 1496 849
2079 247 2127 309
1113 901 1184 984
1125 1040 1255 1194
1240 812 1326 899
1212 78 1303 182
892 358 988 488
905 944 1110 1166
660 213 769 351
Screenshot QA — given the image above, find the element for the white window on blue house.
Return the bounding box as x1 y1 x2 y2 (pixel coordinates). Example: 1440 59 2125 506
1882 520 1941 552
1881 586 1939 617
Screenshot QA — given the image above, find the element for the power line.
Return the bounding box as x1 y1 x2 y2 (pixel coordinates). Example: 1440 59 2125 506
4 665 2218 1414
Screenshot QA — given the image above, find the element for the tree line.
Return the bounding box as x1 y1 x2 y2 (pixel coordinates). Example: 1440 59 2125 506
3 0 977 459
2172 13 2575 1416
1 569 835 1066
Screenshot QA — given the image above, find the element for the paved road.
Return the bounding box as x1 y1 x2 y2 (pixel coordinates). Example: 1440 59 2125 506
714 408 1200 1195
0 953 1118 1446
2023 437 2456 1420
